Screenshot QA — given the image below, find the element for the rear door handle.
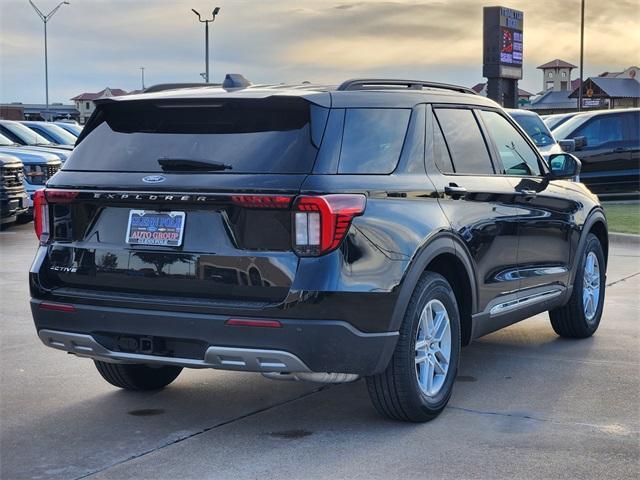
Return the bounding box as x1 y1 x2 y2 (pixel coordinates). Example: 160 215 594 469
520 189 537 199
444 185 467 197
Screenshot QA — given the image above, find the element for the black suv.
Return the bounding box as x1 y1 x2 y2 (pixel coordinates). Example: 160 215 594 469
30 78 608 422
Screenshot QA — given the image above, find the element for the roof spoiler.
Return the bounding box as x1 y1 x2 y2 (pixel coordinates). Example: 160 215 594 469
140 74 252 93
143 83 220 93
337 79 476 95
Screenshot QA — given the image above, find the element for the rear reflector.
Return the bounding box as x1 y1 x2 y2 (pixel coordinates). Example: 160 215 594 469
231 195 291 209
39 302 76 313
225 318 283 328
293 194 366 256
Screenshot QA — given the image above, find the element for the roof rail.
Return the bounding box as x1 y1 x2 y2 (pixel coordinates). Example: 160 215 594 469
143 83 219 93
336 79 476 95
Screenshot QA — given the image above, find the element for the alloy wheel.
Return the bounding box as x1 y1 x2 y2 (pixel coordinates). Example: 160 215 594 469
415 299 452 396
583 251 601 322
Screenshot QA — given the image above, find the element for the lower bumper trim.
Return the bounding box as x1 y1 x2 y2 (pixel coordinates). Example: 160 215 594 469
38 329 311 373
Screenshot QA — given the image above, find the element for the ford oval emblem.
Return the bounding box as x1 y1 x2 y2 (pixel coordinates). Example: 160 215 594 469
142 175 166 184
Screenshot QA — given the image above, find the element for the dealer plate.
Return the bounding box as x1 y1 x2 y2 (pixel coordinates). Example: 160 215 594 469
126 210 186 247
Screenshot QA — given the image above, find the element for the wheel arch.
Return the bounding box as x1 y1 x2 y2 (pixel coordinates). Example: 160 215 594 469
569 208 608 287
389 232 477 346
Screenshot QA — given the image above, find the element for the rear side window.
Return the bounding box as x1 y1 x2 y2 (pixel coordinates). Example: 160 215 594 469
434 108 494 175
480 110 542 176
67 97 324 174
338 108 410 174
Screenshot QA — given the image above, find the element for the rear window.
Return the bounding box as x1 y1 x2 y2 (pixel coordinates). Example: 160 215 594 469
66 98 325 174
338 108 410 174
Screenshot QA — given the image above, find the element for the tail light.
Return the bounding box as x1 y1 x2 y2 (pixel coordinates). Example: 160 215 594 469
231 195 291 209
34 189 79 243
293 194 366 256
33 189 49 243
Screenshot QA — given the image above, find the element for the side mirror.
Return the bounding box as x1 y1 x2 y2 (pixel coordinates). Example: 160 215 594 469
573 136 587 150
558 139 575 153
548 153 581 179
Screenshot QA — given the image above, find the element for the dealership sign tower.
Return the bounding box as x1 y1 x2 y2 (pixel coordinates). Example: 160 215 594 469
483 6 524 108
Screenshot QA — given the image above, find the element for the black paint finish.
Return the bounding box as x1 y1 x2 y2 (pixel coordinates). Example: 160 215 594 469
30 86 607 374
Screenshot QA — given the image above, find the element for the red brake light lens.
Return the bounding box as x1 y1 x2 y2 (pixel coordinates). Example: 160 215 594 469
34 189 78 243
45 189 79 204
231 195 291 209
293 194 366 256
33 189 48 242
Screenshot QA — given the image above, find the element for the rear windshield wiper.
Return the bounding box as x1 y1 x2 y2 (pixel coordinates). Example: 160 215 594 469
157 158 233 172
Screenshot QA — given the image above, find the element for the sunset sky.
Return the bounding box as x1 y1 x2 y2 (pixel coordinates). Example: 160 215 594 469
1 0 639 103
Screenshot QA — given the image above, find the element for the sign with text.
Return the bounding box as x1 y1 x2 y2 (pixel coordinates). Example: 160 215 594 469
483 6 524 79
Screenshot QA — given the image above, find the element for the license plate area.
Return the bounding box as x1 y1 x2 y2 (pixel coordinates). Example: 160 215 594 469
126 210 186 247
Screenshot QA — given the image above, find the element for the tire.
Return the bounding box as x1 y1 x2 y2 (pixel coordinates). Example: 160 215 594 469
94 361 182 391
549 233 606 338
366 272 461 422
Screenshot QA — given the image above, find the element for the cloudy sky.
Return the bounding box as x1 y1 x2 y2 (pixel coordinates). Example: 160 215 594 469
1 0 638 103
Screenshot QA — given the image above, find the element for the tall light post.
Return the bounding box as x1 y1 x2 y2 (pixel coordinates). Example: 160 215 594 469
578 0 585 112
191 6 221 83
140 67 146 90
28 0 70 121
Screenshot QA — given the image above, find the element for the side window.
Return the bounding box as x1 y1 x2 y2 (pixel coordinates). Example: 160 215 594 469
434 108 494 174
31 126 51 141
623 112 639 144
479 110 542 176
0 126 20 143
338 108 411 174
433 118 454 173
573 115 624 148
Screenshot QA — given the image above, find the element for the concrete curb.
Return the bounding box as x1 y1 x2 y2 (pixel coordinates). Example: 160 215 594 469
609 232 640 247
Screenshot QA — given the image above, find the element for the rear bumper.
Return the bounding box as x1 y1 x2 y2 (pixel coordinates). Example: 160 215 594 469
31 299 398 376
38 329 313 372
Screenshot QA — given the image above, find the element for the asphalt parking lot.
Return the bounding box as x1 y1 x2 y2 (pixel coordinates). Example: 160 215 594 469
1 223 638 480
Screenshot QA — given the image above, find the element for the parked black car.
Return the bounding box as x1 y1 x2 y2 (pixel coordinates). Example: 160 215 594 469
552 108 640 198
0 154 28 228
30 78 608 422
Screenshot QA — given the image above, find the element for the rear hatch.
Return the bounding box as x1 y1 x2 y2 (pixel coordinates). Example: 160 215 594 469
39 95 328 306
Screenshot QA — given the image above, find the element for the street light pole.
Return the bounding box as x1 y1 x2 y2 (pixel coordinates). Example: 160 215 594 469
28 1 70 121
140 67 146 90
578 0 585 112
191 7 221 83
